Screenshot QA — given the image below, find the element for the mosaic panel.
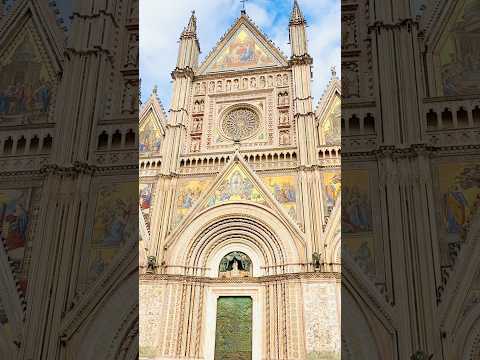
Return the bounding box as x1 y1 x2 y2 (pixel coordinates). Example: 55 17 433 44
139 183 153 228
437 163 480 264
207 25 278 73
139 113 162 153
174 178 212 226
206 165 266 208
262 174 297 219
0 29 55 124
438 0 480 95
87 182 137 283
342 170 375 277
322 96 341 145
0 189 30 292
323 171 341 213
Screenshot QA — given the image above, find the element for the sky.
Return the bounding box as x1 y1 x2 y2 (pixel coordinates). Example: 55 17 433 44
140 0 340 108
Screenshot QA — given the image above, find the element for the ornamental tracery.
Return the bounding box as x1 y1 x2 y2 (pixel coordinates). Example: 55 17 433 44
221 107 260 141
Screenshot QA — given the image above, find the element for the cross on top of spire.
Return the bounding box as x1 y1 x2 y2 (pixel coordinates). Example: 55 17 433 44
290 0 305 24
181 10 197 38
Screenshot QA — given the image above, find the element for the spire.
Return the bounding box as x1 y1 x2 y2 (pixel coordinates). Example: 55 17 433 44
289 0 309 57
290 0 305 25
181 10 197 38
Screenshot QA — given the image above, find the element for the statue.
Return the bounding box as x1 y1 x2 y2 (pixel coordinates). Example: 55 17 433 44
276 74 282 86
268 75 273 87
218 251 252 278
312 252 321 269
259 76 266 88
146 255 157 273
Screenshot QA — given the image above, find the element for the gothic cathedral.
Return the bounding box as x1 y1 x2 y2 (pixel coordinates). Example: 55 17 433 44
139 3 341 360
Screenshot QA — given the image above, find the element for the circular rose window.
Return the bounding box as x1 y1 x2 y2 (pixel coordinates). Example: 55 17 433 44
221 107 260 141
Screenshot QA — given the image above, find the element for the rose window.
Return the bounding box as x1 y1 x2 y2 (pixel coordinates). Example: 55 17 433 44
221 107 260 141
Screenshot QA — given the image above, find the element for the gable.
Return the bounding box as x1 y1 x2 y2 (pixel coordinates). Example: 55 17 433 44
199 16 288 75
0 21 59 125
203 163 268 208
434 0 480 96
321 94 341 145
169 155 304 239
139 107 165 154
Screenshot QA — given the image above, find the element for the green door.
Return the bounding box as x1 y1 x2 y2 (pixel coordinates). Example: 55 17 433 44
214 296 253 360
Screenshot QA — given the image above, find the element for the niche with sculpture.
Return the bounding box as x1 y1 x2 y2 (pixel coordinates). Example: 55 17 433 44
218 251 252 278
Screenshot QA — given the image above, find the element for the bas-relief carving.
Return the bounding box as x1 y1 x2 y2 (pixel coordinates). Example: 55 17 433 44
342 170 375 278
87 182 138 283
341 62 360 99
0 32 55 125
139 283 165 358
437 163 480 265
303 283 340 359
438 0 480 96
0 189 31 292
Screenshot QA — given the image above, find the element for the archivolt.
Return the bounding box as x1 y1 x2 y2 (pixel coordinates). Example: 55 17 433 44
166 203 305 276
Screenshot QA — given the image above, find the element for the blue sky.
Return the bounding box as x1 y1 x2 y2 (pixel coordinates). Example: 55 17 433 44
140 0 340 108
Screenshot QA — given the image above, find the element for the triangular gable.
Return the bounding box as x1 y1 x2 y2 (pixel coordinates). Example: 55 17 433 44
316 78 341 146
139 95 166 154
139 93 167 129
198 15 288 75
0 1 64 125
169 153 304 240
315 76 341 120
0 0 64 72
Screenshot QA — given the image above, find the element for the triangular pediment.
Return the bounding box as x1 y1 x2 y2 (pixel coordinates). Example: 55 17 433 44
316 78 341 146
139 95 166 154
169 154 304 240
198 15 288 75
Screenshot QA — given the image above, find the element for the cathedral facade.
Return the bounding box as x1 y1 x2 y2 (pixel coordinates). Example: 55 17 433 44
139 3 341 360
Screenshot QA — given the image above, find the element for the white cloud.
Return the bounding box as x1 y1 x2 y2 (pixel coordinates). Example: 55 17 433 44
140 0 340 108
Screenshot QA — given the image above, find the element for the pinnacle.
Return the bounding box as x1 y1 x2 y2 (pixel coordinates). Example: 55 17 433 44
181 10 197 37
290 0 305 24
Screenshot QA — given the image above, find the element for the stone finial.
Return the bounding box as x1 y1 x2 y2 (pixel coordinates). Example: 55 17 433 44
152 84 158 95
181 10 197 37
290 0 305 24
330 65 337 78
